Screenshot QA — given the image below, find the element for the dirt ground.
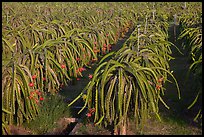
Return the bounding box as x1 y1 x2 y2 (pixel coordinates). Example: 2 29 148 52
68 116 202 135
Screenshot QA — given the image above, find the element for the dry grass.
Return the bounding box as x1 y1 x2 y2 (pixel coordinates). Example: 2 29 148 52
134 117 202 135
68 115 202 135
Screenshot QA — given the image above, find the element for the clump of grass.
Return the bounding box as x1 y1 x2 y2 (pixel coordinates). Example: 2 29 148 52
138 112 202 135
23 93 72 135
160 113 202 135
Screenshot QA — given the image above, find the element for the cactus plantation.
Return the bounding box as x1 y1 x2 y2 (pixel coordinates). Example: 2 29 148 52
2 2 202 135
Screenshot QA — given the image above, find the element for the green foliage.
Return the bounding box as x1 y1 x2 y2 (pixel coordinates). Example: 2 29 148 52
68 13 182 133
22 94 71 134
2 2 134 134
178 10 202 125
2 2 202 135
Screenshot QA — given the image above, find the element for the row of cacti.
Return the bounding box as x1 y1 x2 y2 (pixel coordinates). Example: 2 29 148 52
2 2 135 134
68 7 183 135
68 2 202 134
2 2 202 135
177 5 202 125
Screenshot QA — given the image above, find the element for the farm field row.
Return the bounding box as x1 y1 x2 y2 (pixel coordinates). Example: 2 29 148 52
2 2 202 135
